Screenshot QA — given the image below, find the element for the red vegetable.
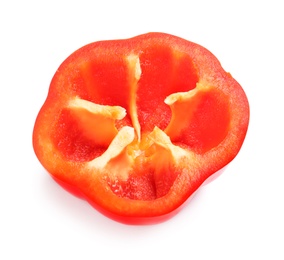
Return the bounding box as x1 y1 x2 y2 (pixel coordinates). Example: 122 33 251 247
33 32 249 224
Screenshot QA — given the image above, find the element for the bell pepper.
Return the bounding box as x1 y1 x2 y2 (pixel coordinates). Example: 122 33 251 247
33 32 249 224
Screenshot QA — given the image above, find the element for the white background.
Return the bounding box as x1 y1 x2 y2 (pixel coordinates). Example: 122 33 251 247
1 0 283 259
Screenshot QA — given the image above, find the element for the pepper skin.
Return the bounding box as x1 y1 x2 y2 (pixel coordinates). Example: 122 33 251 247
33 32 249 224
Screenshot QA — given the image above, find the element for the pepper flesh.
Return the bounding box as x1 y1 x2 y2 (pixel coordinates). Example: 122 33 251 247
33 32 249 224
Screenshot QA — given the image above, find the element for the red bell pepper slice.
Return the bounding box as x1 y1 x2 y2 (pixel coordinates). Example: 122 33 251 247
33 32 249 224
